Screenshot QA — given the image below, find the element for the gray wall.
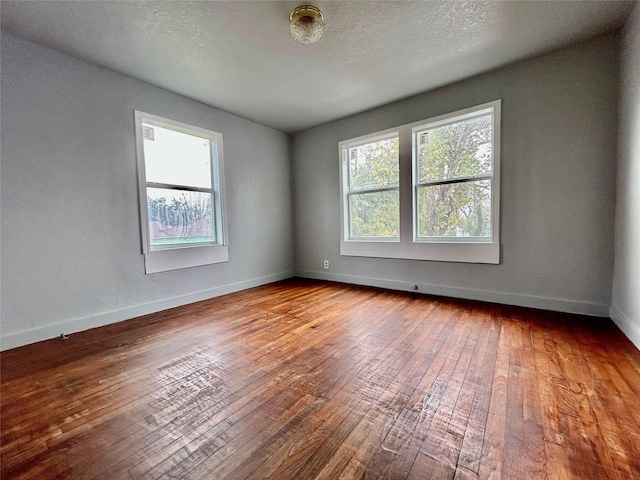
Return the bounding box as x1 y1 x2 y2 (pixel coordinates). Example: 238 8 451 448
292 34 619 316
1 34 295 350
612 4 640 349
1 30 631 350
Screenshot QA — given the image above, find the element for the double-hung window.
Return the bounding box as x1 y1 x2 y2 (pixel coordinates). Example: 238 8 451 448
339 100 500 264
344 133 399 240
414 106 495 241
134 111 228 274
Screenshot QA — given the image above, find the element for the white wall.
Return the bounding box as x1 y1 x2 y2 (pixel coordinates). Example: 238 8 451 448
612 4 640 349
0 34 295 350
292 34 619 317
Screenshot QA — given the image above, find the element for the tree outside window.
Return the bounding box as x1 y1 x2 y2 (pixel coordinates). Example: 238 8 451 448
415 113 493 239
347 136 399 239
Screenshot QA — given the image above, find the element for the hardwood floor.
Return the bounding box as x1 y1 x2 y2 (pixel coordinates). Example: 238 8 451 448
2 278 640 479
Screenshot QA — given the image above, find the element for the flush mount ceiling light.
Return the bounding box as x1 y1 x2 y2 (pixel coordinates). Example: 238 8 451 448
289 5 324 44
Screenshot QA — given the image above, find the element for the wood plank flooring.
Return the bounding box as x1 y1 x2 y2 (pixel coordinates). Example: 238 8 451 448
2 278 640 479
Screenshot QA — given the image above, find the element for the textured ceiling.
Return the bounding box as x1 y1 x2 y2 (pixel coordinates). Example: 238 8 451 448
1 1 636 133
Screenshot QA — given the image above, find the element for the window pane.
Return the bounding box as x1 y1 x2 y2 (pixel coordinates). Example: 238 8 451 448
349 137 399 192
417 180 491 238
147 187 215 248
349 190 399 238
417 114 492 184
143 123 213 189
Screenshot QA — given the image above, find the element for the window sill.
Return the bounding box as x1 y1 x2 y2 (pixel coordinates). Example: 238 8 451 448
340 240 499 264
144 244 229 274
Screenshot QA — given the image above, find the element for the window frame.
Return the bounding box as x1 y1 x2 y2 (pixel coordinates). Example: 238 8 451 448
412 104 498 244
338 100 501 264
341 130 400 241
134 110 228 274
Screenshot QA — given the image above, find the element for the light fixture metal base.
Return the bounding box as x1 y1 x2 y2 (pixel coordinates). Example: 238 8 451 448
290 5 325 44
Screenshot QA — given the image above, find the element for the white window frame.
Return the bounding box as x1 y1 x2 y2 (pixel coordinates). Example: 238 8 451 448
341 130 400 241
134 111 228 274
339 100 501 264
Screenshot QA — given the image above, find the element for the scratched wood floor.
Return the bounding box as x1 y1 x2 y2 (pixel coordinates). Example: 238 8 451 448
2 279 640 479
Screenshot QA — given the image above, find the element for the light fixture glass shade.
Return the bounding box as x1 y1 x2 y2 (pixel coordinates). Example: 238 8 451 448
290 5 324 44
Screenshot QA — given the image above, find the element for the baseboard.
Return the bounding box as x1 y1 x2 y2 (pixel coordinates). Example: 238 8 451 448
3 269 618 352
1 271 295 351
297 270 611 317
609 306 640 350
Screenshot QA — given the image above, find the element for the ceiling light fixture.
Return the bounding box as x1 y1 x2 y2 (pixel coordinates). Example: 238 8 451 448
289 5 324 44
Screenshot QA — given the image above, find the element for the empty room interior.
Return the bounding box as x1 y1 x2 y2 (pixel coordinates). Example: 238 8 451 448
2 1 640 479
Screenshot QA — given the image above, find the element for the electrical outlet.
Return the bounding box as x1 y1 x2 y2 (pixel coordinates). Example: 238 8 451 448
323 260 329 269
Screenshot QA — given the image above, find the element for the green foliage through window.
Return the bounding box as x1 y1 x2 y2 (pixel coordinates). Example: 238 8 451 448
415 113 493 239
347 137 399 238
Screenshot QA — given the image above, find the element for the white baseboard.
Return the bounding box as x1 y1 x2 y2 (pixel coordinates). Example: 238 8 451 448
609 306 640 350
297 270 611 317
4 270 622 352
1 271 295 351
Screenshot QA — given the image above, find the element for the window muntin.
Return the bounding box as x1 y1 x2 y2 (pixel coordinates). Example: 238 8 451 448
344 135 399 239
414 107 495 242
135 111 228 273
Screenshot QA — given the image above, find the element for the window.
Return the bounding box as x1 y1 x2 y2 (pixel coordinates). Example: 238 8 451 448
134 111 228 274
344 134 399 239
414 107 494 241
339 100 500 264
